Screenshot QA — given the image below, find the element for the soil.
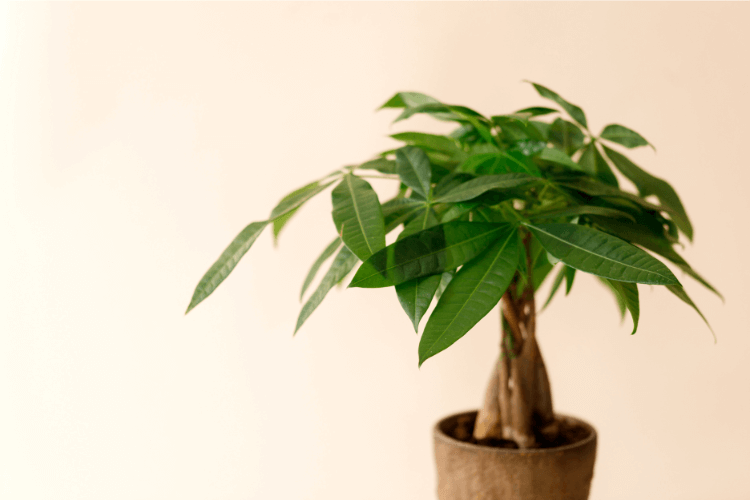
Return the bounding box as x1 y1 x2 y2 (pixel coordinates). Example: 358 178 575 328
445 412 592 449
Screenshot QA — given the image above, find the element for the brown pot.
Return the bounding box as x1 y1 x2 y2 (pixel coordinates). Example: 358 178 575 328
434 411 597 500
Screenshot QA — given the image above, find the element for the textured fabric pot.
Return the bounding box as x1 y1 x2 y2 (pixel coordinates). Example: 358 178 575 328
434 411 597 500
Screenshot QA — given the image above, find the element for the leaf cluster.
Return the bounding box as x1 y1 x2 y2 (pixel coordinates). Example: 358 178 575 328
187 83 720 366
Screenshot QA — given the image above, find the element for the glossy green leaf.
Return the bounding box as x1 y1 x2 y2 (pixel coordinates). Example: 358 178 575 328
419 225 519 366
492 115 546 142
394 102 465 124
358 157 396 174
391 132 461 155
528 205 636 222
269 180 335 220
434 271 454 301
395 146 432 199
558 177 670 214
440 202 478 223
300 237 342 300
577 143 619 187
527 81 588 129
542 265 565 311
457 151 541 177
602 145 692 241
380 92 440 109
349 222 507 288
295 246 359 334
666 285 715 341
514 106 558 117
398 208 439 240
381 197 427 217
537 148 582 171
272 208 298 246
331 174 386 261
549 118 585 156
396 275 442 332
525 223 680 285
186 221 268 314
605 280 639 334
435 173 539 203
598 277 627 320
589 216 722 301
564 265 576 295
600 124 654 150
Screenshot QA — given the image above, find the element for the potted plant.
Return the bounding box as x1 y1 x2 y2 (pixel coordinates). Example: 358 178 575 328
186 82 719 499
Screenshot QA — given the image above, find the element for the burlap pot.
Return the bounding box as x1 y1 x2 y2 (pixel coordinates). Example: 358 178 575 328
434 411 597 500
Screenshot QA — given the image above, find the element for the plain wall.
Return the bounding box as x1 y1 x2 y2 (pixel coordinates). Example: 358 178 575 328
2 3 749 500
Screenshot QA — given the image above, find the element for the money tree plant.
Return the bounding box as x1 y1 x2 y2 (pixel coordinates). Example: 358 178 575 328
186 82 719 449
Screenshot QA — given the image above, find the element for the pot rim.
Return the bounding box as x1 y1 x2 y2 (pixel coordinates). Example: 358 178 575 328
434 409 597 454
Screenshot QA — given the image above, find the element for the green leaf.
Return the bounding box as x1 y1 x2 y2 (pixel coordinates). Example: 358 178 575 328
558 177 671 214
589 215 722 301
564 265 576 295
457 151 541 177
514 106 558 117
395 146 432 199
434 271 454 301
381 197 427 217
525 223 680 285
607 280 640 334
549 118 585 156
394 102 465 124
272 208 298 246
598 277 627 320
601 145 692 241
390 132 461 155
528 205 636 223
295 246 359 334
396 275 442 332
492 115 546 142
358 157 396 174
666 285 715 342
300 237 342 301
349 222 507 288
269 180 336 220
186 221 268 314
577 143 619 187
537 148 582 171
380 92 440 109
398 208 439 240
600 124 654 150
435 173 539 203
542 265 565 311
331 174 386 261
418 225 519 366
527 82 588 129
439 202 478 223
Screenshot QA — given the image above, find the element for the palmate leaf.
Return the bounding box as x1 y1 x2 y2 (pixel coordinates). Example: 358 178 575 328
589 215 723 301
578 143 619 187
390 132 462 155
295 246 359 334
525 223 680 285
395 146 432 199
349 222 507 288
600 124 654 151
537 148 582 172
396 275 442 332
300 237 342 301
542 265 565 311
666 285 715 342
435 173 539 203
457 151 541 177
186 221 269 314
528 205 636 222
398 208 439 241
418 224 519 366
598 277 627 320
558 177 671 214
549 118 585 156
601 145 693 241
527 81 588 129
358 157 396 174
606 280 640 334
331 174 386 261
269 179 337 244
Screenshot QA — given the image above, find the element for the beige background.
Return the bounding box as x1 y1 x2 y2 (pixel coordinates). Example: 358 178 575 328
2 3 749 499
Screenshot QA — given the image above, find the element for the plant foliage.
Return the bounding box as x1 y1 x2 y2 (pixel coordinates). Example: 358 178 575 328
187 83 719 363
